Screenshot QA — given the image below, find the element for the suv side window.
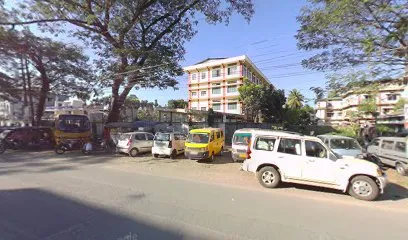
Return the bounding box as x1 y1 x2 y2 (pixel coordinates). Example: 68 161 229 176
255 137 276 151
395 142 406 152
146 134 154 141
305 140 327 158
134 133 146 140
277 138 301 155
381 140 394 150
220 131 224 138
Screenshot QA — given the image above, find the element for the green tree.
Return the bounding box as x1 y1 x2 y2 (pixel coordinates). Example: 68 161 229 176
287 89 305 109
309 86 324 104
0 28 92 125
239 81 285 123
394 98 407 111
0 0 254 123
296 0 407 76
168 99 188 109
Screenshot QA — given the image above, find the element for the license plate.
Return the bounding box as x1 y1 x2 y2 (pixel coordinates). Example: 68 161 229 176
190 150 199 154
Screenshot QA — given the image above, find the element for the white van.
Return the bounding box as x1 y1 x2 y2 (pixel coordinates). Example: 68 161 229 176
242 130 388 201
232 129 257 162
152 132 186 159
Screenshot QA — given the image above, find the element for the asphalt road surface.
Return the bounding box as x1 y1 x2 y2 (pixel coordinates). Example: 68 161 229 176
0 151 407 240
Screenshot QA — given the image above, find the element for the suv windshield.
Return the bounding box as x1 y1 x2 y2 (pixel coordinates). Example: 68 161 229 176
188 133 209 143
233 133 251 145
155 133 170 141
331 139 361 150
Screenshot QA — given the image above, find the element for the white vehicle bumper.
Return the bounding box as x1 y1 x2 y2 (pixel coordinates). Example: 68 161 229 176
377 174 388 194
152 147 172 156
116 147 129 154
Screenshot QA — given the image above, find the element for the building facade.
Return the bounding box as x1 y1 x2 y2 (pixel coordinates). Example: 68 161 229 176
316 79 407 127
183 55 270 115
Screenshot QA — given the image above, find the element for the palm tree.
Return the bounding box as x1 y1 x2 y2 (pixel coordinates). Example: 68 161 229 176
287 89 305 109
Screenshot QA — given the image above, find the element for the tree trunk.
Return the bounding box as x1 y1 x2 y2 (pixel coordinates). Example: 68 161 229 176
25 58 35 126
20 56 27 107
35 65 50 126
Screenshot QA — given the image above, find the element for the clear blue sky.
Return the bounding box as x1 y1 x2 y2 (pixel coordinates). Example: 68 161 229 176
132 0 326 105
5 0 326 106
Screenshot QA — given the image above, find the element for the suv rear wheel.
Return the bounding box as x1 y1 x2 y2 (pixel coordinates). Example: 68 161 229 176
257 166 281 188
348 175 379 201
396 163 408 176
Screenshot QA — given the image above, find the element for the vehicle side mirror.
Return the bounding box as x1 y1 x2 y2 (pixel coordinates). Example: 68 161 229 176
329 152 337 161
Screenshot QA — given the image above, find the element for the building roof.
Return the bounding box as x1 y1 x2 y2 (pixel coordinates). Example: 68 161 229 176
183 55 270 84
194 58 227 65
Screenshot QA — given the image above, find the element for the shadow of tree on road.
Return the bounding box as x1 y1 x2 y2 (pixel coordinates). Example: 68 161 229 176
0 188 183 240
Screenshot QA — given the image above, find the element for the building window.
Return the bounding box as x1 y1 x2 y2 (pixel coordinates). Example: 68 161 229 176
383 108 392 115
326 112 334 118
212 68 221 78
243 66 247 77
212 103 221 110
191 91 197 97
201 107 206 111
227 65 238 75
228 80 237 84
192 107 197 110
191 73 197 81
228 103 237 110
387 94 398 101
212 88 221 94
227 86 237 93
212 83 221 86
201 72 206 80
337 112 342 116
201 91 207 96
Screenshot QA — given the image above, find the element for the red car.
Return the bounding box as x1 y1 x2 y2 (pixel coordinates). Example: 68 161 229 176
1 127 54 151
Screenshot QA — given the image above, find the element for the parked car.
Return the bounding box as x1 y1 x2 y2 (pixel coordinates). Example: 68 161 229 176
366 137 408 176
242 130 387 201
152 132 186 158
116 132 155 157
317 135 363 157
231 128 276 162
0 127 54 153
185 128 225 161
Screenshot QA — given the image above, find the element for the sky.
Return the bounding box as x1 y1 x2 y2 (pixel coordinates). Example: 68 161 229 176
131 0 326 105
4 0 327 106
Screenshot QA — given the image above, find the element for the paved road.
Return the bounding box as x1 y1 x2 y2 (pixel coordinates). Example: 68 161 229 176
0 151 408 240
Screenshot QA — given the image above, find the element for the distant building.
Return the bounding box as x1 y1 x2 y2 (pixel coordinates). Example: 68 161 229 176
183 55 270 115
316 79 407 128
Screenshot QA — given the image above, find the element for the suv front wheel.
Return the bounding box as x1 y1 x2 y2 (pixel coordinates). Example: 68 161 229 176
257 166 281 188
348 175 379 201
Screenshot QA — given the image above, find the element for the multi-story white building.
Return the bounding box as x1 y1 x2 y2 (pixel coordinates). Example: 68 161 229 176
183 55 270 115
316 79 407 126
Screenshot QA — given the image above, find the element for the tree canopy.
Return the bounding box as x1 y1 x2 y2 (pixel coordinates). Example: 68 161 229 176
296 0 407 76
168 99 188 109
239 81 286 123
0 28 92 124
0 0 255 122
287 89 305 109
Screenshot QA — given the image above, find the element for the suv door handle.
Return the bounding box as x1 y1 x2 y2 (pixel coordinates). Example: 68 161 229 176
308 159 315 162
277 156 284 159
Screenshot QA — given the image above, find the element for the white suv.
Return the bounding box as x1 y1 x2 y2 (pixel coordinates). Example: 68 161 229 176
242 131 388 201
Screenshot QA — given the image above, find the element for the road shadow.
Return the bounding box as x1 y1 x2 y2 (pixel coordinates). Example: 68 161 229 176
0 188 183 240
197 151 234 165
279 181 408 201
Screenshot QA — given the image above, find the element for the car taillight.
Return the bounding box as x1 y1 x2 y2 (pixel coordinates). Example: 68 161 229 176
168 140 172 148
246 148 251 159
127 139 132 146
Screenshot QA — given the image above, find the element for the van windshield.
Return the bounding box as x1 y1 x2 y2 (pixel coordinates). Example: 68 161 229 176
188 133 209 143
155 133 170 141
233 133 252 145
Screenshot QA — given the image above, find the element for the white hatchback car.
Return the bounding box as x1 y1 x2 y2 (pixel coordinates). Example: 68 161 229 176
116 132 155 157
242 131 388 201
152 132 186 158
